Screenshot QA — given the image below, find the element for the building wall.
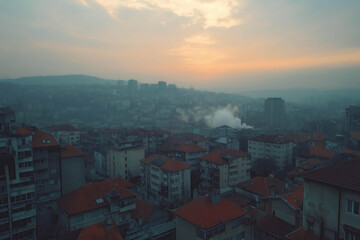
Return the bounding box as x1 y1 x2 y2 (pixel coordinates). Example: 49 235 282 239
271 199 296 226
303 180 339 239
107 146 145 180
340 190 360 239
61 156 85 195
248 140 294 169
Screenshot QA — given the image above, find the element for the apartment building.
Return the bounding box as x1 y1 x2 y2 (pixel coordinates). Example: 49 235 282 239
248 135 295 170
302 158 360 240
60 144 86 195
31 129 61 203
174 194 247 240
0 108 37 240
199 149 250 194
56 178 136 235
140 154 191 208
48 124 80 146
106 144 145 180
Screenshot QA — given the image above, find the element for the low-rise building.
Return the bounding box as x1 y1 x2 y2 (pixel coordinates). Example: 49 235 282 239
106 144 145 181
302 158 360 240
248 135 295 170
48 124 80 146
199 149 250 194
56 178 136 235
140 154 191 208
174 194 248 240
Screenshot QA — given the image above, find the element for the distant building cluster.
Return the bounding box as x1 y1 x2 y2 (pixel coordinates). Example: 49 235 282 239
1 82 360 240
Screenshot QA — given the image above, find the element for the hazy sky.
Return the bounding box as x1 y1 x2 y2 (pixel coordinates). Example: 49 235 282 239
1 0 360 92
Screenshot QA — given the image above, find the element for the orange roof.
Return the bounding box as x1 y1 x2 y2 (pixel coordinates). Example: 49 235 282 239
200 149 248 165
77 222 123 240
61 144 84 158
32 130 59 148
174 143 206 153
349 131 360 141
84 154 95 164
141 154 190 172
17 127 32 136
286 227 319 240
238 177 284 197
56 178 135 215
174 196 247 229
131 199 155 221
300 144 335 159
282 185 304 209
297 159 323 170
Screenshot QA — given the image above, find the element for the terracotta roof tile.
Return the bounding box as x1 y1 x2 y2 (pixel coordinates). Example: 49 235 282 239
300 144 335 159
77 222 123 240
61 144 84 158
174 143 206 153
349 131 360 141
342 147 360 157
17 127 33 136
286 227 319 240
200 149 248 165
141 154 190 172
238 177 284 197
174 196 247 229
303 158 360 192
32 130 59 148
282 185 304 209
56 178 135 215
256 215 296 238
131 199 155 221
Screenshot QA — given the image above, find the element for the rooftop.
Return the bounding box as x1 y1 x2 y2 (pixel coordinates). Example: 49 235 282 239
48 124 78 132
250 134 293 144
131 198 155 221
32 130 59 148
61 144 84 158
286 227 319 240
57 178 135 215
282 184 304 210
141 154 190 172
200 149 248 165
17 127 32 136
237 176 284 197
256 215 296 238
77 222 123 240
303 158 360 192
174 143 206 153
174 196 247 229
299 143 335 159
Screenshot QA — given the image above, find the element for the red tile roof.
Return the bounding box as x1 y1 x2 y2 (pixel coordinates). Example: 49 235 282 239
237 177 284 197
286 227 319 240
303 158 360 192
17 127 32 136
84 154 95 164
141 154 190 172
300 144 335 159
174 196 247 229
56 178 135 215
61 144 84 158
174 143 206 153
32 130 59 148
282 185 304 209
131 199 155 221
349 131 360 141
342 147 360 157
200 149 248 165
256 215 296 238
77 222 123 240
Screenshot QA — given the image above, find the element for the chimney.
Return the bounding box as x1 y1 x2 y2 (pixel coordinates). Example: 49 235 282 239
210 188 220 205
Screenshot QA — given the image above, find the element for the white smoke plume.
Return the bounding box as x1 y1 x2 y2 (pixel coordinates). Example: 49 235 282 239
204 105 252 129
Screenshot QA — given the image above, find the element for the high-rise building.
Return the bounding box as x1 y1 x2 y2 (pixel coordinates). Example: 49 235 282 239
128 79 138 91
0 108 37 240
264 97 286 129
345 105 360 132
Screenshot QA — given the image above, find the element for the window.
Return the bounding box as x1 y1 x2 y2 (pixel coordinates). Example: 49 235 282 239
347 200 360 215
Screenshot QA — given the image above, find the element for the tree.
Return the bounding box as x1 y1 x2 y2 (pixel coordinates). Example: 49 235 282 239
252 158 277 177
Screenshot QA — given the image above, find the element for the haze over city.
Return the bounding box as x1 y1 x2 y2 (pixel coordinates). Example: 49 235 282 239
1 0 360 91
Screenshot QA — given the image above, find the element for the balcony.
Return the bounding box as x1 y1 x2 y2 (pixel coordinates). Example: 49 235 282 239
12 208 36 221
0 230 10 240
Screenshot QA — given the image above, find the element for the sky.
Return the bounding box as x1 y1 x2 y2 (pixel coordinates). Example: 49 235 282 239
0 0 360 92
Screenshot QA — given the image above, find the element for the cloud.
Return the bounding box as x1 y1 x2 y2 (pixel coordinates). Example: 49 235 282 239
83 0 243 28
